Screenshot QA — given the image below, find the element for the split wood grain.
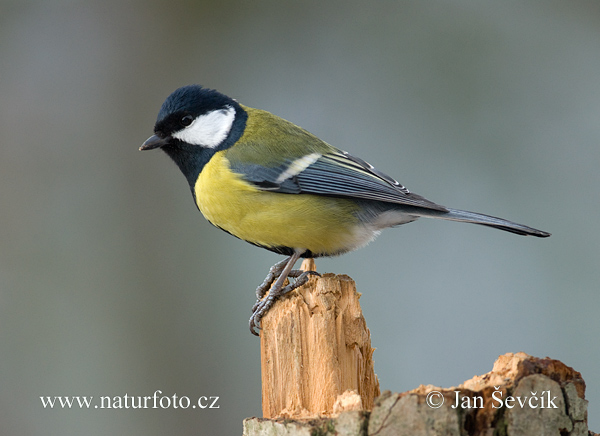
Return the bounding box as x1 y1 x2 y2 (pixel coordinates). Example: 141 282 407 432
259 259 380 419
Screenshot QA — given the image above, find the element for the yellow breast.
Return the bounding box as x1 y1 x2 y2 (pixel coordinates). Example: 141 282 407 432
194 152 364 255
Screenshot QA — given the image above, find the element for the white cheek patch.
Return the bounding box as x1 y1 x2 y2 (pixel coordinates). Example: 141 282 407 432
172 106 236 148
275 153 321 184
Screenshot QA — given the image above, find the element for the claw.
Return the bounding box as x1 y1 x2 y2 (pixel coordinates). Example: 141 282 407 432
249 251 318 336
255 257 289 300
249 313 261 336
281 271 320 295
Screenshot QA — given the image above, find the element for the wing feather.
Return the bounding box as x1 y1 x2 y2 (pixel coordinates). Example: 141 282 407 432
228 148 447 211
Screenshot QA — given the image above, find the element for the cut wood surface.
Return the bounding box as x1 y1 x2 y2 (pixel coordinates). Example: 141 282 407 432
259 258 380 419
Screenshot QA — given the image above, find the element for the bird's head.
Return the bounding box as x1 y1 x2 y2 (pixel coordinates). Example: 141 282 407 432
141 85 244 151
140 85 247 186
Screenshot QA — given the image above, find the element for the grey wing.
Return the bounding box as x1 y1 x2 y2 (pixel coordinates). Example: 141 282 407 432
229 149 448 212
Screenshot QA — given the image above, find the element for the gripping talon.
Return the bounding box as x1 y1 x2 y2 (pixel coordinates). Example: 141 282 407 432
249 251 314 336
255 257 289 300
287 269 320 279
249 314 260 336
281 271 320 295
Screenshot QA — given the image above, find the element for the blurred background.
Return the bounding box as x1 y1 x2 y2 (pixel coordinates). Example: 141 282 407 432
1 0 599 434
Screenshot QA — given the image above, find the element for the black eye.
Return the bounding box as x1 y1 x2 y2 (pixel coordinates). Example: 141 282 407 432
180 115 194 127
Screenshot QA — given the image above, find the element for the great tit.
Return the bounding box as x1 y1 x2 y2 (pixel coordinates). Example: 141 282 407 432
141 85 550 336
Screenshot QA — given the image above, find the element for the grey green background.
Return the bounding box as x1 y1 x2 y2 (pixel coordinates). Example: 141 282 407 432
1 1 599 435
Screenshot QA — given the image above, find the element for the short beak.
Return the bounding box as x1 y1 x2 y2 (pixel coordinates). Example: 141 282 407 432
140 134 170 151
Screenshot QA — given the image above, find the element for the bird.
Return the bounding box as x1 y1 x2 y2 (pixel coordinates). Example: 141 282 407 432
140 85 550 336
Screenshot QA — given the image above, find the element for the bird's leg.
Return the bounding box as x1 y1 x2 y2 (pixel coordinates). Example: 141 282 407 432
254 257 291 301
249 250 306 336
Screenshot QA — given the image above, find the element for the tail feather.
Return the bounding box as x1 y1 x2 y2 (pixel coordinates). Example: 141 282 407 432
420 207 551 237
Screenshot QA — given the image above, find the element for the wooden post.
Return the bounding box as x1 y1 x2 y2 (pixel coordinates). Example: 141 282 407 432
259 258 380 419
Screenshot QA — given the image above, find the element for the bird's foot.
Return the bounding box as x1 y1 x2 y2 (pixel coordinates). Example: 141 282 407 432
254 257 290 301
249 254 319 336
251 269 320 313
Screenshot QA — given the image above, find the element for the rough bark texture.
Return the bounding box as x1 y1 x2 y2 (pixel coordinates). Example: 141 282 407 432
367 352 588 436
259 259 380 419
246 351 591 435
